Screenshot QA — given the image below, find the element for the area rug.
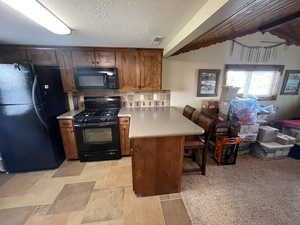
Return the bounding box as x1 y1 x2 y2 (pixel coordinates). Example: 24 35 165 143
181 156 300 225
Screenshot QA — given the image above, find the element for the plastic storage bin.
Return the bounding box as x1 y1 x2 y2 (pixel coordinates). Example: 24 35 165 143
252 142 293 159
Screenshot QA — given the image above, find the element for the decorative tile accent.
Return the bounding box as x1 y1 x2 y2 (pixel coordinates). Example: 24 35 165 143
77 90 170 109
48 182 95 214
123 187 165 225
161 199 192 225
82 187 124 223
0 206 36 225
25 211 69 225
122 91 170 108
52 161 86 178
0 172 42 198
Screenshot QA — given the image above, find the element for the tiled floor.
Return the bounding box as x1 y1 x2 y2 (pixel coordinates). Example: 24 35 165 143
0 157 191 225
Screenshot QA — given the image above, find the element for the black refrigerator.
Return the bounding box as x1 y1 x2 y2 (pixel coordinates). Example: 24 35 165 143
0 64 67 173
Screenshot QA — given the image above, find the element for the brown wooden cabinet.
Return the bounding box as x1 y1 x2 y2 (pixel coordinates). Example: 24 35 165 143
117 49 162 91
59 119 78 160
94 49 116 67
72 48 116 68
27 48 58 65
119 117 131 156
72 49 95 67
57 49 77 92
0 45 163 92
116 50 141 91
140 50 162 91
0 47 28 64
132 136 184 196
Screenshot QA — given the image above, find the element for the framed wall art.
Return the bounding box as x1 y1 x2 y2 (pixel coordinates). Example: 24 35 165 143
197 69 220 97
281 70 300 95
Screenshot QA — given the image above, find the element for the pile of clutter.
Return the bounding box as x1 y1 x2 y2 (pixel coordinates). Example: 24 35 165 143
218 86 296 159
231 124 259 155
281 120 300 142
252 126 296 159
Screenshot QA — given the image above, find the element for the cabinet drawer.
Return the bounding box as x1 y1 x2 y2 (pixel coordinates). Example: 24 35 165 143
119 117 130 125
59 119 73 128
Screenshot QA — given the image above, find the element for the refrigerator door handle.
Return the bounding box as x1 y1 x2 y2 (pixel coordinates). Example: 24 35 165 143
32 75 48 130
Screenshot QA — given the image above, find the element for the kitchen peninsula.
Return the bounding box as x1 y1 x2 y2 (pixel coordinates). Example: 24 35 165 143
118 107 204 196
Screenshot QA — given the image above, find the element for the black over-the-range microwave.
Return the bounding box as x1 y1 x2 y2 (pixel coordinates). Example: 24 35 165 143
74 67 118 90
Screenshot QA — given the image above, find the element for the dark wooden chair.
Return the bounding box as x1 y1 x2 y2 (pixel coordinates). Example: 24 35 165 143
191 110 201 124
183 105 196 120
183 112 215 175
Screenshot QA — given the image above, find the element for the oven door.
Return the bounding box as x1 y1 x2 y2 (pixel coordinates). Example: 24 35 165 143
74 122 121 161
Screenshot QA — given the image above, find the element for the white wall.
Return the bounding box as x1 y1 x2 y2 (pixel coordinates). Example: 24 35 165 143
163 32 300 119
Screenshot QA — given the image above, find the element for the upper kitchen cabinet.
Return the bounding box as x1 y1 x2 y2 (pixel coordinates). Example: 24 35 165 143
71 49 95 67
116 49 163 91
57 49 77 92
116 50 141 91
72 48 116 68
140 50 162 91
27 48 58 65
94 49 116 67
0 47 28 64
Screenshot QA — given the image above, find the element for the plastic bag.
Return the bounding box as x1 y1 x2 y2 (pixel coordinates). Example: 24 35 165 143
229 99 258 125
257 104 275 114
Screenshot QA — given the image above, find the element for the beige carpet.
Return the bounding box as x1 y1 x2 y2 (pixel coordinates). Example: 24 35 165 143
181 156 300 225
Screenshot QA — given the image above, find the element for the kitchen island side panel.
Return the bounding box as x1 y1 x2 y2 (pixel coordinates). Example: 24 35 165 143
132 136 184 196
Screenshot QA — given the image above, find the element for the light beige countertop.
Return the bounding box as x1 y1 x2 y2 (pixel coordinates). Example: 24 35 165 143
57 109 83 120
118 107 205 139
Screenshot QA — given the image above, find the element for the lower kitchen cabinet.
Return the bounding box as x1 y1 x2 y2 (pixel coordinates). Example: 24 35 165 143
59 119 79 160
119 117 131 156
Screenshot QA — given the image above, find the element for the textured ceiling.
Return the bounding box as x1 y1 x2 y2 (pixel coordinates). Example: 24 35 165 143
0 0 207 48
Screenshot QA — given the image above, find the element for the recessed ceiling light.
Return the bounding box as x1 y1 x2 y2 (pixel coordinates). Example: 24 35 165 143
1 0 71 35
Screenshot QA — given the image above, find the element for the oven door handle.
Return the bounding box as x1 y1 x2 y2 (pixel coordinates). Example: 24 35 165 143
74 122 118 128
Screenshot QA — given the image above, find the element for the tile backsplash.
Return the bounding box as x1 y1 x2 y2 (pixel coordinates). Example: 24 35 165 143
121 91 170 108
73 90 170 109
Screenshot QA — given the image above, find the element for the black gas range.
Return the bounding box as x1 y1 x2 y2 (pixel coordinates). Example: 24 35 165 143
74 96 121 162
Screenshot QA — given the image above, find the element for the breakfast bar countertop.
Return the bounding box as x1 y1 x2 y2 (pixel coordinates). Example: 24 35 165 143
118 107 204 139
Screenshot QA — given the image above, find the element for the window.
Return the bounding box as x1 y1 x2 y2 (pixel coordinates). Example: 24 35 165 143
225 65 284 100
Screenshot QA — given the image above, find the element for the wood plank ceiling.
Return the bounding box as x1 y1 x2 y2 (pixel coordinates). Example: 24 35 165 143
172 0 300 56
265 17 300 45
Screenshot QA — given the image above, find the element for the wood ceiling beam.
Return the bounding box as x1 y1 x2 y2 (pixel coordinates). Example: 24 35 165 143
163 0 231 57
170 0 300 56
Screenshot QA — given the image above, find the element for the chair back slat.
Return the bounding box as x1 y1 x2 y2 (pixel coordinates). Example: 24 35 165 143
197 112 215 133
183 105 196 120
191 110 201 124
